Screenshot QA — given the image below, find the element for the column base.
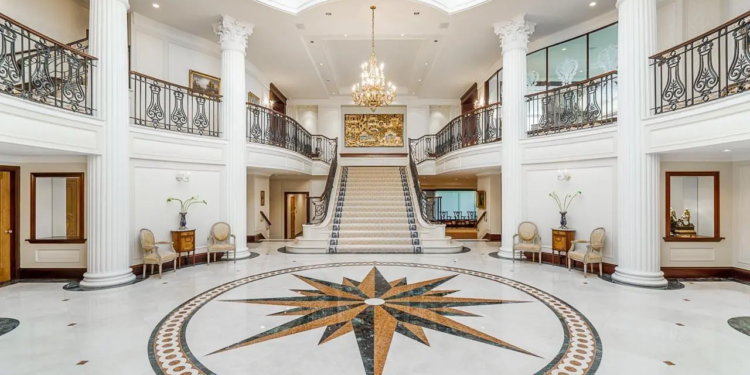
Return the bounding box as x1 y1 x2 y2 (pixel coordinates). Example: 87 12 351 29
497 247 524 259
612 266 668 288
225 247 253 260
80 268 136 289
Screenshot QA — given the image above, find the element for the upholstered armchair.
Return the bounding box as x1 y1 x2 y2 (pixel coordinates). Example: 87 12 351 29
513 221 542 264
139 228 177 279
207 222 236 264
567 227 606 278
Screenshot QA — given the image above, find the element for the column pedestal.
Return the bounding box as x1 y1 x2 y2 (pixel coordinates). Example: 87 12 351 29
494 15 536 260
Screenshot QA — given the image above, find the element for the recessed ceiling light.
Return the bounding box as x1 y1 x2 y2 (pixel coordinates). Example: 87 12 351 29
589 2 596 6
418 79 422 82
414 12 420 15
326 12 332 15
562 48 567 51
344 34 348 37
400 33 405 37
152 3 160 8
723 149 732 152
424 62 429 66
319 63 323 66
310 41 314 43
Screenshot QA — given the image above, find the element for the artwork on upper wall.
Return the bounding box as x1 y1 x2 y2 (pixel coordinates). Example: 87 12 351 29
248 91 260 105
189 70 221 97
261 191 265 206
344 114 404 147
476 191 486 209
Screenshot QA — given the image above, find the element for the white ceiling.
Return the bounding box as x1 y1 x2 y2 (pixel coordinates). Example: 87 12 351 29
130 0 617 99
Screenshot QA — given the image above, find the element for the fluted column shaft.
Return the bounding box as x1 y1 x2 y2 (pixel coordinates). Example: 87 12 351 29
81 0 135 288
214 16 254 259
612 0 667 287
494 15 536 258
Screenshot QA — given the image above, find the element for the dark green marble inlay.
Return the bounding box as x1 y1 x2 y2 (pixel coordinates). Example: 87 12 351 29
728 317 750 337
0 318 20 337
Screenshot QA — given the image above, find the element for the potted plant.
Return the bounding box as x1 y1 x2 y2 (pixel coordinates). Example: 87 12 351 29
549 191 581 229
167 196 207 230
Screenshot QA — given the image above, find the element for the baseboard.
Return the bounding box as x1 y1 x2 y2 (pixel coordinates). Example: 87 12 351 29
131 252 225 276
19 268 86 279
246 233 266 243
660 267 733 279
733 267 750 282
482 233 501 241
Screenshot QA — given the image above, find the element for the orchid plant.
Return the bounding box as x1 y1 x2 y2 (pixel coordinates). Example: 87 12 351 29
549 191 581 213
167 196 207 213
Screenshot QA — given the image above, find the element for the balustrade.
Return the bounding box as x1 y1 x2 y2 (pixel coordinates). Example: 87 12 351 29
526 71 618 136
651 11 750 114
0 13 96 115
308 143 338 225
130 72 221 136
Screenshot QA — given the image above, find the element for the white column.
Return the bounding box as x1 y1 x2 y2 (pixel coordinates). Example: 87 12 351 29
612 0 667 287
214 16 254 259
81 0 135 288
494 15 535 259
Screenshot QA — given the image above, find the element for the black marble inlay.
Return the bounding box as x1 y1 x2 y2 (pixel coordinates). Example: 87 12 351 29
728 317 750 336
600 274 685 290
0 318 20 337
63 276 146 291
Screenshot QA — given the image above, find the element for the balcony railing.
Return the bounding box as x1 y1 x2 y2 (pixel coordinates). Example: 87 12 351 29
130 71 221 137
651 11 750 114
246 103 337 164
526 71 618 137
410 103 502 164
0 13 96 115
308 143 338 225
408 143 441 224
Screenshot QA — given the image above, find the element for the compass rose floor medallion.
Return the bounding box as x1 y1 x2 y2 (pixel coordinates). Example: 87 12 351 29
149 262 602 375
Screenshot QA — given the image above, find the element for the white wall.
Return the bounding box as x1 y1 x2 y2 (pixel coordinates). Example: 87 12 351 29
522 159 618 264
0 0 88 44
429 106 453 134
477 173 501 239
247 175 270 239
733 161 750 271
661 162 734 267
130 159 225 266
288 106 319 134
129 13 270 105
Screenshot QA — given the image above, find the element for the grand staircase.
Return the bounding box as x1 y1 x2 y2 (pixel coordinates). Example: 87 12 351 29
329 167 422 253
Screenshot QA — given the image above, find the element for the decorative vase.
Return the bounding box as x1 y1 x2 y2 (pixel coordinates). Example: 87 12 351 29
559 211 568 229
179 212 187 230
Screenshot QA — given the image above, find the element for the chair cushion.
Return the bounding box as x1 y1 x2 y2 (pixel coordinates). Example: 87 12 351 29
568 250 602 262
208 243 235 251
518 223 537 242
513 243 541 251
144 250 177 263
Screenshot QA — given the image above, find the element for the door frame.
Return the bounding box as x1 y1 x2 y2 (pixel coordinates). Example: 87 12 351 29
0 166 20 281
284 192 310 240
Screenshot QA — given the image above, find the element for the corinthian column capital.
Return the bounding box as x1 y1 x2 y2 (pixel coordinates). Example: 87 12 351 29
494 14 536 53
213 15 254 53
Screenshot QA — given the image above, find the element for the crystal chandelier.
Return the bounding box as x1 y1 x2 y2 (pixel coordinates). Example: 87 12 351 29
352 6 396 112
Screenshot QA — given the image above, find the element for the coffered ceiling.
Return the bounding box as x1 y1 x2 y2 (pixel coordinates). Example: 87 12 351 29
129 0 617 99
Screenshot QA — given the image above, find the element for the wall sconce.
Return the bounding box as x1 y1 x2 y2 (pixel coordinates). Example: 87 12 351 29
474 98 485 109
557 168 571 181
176 171 191 182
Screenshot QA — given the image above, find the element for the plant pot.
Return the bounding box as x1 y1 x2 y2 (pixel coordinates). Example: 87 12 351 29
179 212 188 230
559 211 568 229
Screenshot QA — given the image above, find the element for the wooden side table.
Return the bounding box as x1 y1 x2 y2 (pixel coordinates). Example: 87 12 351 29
551 228 576 265
171 229 195 268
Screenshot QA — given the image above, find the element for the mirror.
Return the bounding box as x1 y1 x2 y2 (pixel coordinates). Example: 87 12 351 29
29 173 85 243
665 172 722 242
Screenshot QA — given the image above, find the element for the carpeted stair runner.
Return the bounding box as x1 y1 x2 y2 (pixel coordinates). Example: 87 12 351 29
329 166 421 253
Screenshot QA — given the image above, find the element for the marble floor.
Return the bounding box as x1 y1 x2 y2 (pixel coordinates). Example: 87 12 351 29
0 241 748 375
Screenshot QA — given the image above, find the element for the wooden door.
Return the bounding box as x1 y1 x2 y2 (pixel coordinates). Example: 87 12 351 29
289 195 296 239
0 171 11 283
66 177 80 237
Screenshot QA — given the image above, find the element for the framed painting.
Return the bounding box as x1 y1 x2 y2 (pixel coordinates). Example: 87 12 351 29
189 70 221 97
260 191 265 206
476 190 486 209
344 114 404 147
248 91 260 105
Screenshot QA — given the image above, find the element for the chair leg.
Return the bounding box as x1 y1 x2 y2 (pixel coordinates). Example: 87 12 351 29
234 250 237 263
567 257 570 271
512 249 515 263
173 259 177 272
158 264 163 279
599 261 603 277
150 264 154 274
143 263 146 278
207 252 210 266
583 263 587 278
538 252 542 265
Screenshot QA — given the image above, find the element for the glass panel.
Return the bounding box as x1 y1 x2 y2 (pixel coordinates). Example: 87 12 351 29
548 35 587 89
526 49 547 94
668 176 715 238
589 24 619 77
34 176 83 240
487 73 499 104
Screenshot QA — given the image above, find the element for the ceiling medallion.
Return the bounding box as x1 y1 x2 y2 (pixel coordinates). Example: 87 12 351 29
352 6 397 112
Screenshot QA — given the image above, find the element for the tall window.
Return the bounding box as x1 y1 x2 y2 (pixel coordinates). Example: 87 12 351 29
436 191 476 214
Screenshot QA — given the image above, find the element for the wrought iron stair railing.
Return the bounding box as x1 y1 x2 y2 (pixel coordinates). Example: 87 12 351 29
308 143 338 225
130 71 221 136
651 10 750 114
246 103 337 164
410 102 502 164
525 71 618 137
408 143 440 224
0 12 96 115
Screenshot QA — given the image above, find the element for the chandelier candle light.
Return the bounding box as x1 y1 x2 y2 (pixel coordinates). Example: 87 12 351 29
549 191 581 229
352 6 397 111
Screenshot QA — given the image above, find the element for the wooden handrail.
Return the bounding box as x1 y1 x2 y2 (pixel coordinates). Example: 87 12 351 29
525 70 618 98
260 211 272 226
130 71 222 99
650 10 750 59
0 12 97 60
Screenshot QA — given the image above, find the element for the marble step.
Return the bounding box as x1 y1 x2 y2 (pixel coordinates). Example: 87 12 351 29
335 230 414 238
336 217 412 224
334 238 418 246
340 201 406 206
332 244 417 254
336 211 409 218
342 195 407 201
338 206 408 212
335 224 414 231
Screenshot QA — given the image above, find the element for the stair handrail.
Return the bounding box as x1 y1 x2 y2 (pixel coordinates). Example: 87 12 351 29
408 141 439 224
308 143 339 225
260 211 272 226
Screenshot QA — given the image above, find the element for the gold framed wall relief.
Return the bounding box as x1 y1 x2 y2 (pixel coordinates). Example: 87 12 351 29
344 114 404 147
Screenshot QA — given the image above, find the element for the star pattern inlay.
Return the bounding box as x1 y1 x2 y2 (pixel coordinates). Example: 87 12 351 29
210 267 538 375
